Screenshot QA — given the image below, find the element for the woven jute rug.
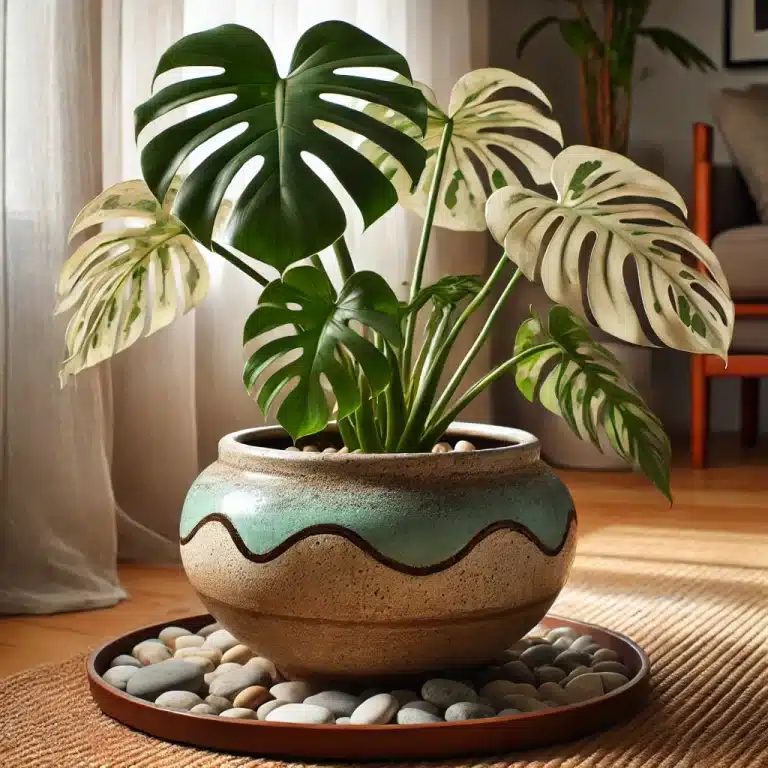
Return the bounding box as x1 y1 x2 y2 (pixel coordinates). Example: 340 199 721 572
2 524 767 767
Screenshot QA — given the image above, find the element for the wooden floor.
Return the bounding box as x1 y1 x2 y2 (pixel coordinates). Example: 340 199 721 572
2 438 767 679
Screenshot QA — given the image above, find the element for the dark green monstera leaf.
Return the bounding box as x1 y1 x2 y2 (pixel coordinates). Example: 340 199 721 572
243 265 401 440
135 21 428 272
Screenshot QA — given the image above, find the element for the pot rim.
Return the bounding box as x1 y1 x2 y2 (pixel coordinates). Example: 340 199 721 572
218 421 540 477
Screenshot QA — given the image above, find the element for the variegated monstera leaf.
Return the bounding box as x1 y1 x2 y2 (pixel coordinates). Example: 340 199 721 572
486 147 734 359
360 68 563 230
56 180 208 382
515 306 672 500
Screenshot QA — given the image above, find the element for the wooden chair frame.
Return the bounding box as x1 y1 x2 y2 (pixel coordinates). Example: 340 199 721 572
690 123 768 467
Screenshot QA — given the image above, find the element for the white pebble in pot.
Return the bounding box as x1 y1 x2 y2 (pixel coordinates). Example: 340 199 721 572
422 679 478 709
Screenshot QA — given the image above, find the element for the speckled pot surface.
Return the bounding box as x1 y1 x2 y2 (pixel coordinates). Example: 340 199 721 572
180 422 577 678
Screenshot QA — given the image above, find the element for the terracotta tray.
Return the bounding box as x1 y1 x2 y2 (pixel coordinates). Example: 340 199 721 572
87 613 650 760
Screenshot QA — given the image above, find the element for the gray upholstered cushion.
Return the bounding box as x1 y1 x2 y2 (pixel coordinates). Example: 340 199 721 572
714 86 768 222
711 225 768 300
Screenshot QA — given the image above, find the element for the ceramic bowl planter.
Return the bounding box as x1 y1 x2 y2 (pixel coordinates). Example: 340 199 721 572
180 422 577 679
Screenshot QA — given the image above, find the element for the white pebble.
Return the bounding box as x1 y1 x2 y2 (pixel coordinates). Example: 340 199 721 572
565 672 605 703
158 626 194 649
266 703 334 724
220 707 257 719
322 447 337 454
174 635 205 651
202 629 239 653
422 679 478 709
221 644 253 665
134 641 171 666
285 446 301 452
397 708 442 724
336 716 352 724
350 693 398 725
302 445 320 452
103 665 139 690
269 681 313 703
109 655 141 669
204 662 242 685
154 691 204 711
431 442 452 453
257 699 287 720
454 440 476 452
337 447 350 454
190 703 217 716
400 700 438 715
204 695 232 714
196 622 221 638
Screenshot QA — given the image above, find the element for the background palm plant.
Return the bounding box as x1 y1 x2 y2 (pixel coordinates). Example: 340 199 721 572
517 0 716 152
57 20 734 501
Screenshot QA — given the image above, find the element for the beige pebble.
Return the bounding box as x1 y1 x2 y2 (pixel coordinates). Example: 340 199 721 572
197 622 221 638
565 672 605 703
337 447 350 454
322 447 337 454
175 635 205 651
133 641 171 666
246 656 279 684
175 647 222 664
204 695 232 714
431 442 452 453
154 691 204 711
221 644 253 665
352 448 363 453
219 707 257 719
204 662 243 685
454 440 475 452
538 682 569 705
233 685 271 710
158 626 194 650
284 446 300 452
189 703 217 716
302 445 320 452
499 682 541 700
599 672 630 692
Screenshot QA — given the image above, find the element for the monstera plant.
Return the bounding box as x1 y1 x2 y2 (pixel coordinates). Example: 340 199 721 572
57 20 734 501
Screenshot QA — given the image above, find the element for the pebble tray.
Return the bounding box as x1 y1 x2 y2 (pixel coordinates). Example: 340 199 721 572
87 613 650 760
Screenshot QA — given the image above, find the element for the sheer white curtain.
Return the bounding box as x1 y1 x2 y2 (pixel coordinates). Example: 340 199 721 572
0 0 489 614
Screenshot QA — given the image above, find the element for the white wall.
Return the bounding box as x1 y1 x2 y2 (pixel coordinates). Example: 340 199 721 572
489 0 768 436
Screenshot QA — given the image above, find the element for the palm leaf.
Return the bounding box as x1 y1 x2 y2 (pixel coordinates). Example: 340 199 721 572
134 21 428 273
242 266 401 440
515 305 672 500
486 146 734 359
639 27 716 72
57 180 208 382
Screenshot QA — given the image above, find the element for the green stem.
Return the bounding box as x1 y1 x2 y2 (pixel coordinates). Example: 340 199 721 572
397 258 508 451
332 237 355 283
337 416 360 451
356 376 384 453
211 242 269 287
420 342 558 449
407 307 449 407
427 268 523 427
385 346 407 451
402 119 454 382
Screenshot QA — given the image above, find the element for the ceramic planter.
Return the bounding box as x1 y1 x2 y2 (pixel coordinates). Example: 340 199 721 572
180 422 577 678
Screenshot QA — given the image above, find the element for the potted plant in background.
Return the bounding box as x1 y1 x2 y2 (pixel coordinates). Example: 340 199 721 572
517 0 715 153
58 21 732 677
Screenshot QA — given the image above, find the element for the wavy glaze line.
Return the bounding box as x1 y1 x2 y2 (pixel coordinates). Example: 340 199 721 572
179 508 577 576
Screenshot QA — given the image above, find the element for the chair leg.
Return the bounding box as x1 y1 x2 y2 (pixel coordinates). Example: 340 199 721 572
690 355 709 468
741 377 760 448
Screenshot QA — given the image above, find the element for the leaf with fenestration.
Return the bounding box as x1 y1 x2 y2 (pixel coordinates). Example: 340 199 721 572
242 266 401 440
486 146 734 359
514 305 672 500
406 274 483 314
135 21 428 273
57 180 208 383
360 68 562 231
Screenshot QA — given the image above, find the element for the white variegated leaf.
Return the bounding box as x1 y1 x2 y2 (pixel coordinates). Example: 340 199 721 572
487 146 734 359
515 305 672 500
360 68 562 231
57 180 209 382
